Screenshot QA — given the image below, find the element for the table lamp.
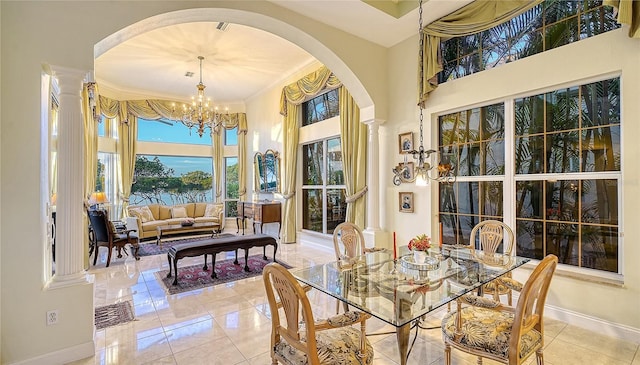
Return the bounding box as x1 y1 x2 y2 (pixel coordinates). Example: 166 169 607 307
88 192 109 210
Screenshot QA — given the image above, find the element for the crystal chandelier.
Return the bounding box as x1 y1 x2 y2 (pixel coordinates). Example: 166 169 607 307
392 0 456 186
175 56 224 137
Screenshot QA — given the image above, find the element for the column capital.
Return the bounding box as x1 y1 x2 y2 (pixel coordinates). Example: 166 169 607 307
362 118 386 126
50 66 89 95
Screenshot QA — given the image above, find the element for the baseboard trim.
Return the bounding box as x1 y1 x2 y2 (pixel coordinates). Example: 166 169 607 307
510 292 640 344
544 303 640 344
9 340 95 365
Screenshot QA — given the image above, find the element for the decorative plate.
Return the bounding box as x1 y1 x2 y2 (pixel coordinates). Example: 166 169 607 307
400 254 440 271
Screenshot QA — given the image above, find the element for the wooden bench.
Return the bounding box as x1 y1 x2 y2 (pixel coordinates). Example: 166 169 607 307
166 234 278 285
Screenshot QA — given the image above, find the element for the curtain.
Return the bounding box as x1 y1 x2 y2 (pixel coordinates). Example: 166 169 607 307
213 128 223 202
212 113 246 203
420 0 543 103
279 65 350 242
237 114 248 202
82 84 99 267
605 0 640 38
281 103 300 244
117 115 137 217
339 86 367 228
98 95 248 207
83 84 98 200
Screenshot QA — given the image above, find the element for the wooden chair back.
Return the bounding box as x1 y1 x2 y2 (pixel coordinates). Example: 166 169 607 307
332 222 365 266
469 220 514 255
263 262 320 364
508 254 558 363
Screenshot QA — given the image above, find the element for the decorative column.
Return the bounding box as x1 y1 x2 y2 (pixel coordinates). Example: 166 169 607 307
363 118 387 248
49 66 91 287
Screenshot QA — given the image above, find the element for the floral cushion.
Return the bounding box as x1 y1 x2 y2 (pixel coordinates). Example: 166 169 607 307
274 326 373 365
129 206 155 223
442 307 542 361
204 203 223 218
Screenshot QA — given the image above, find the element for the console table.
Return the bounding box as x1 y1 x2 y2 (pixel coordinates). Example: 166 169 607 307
237 201 281 238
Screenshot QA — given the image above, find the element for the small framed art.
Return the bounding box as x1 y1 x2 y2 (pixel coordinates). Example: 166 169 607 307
399 192 414 213
395 162 414 182
398 132 414 154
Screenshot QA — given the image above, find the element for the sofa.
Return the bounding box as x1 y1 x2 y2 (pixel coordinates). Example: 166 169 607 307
125 202 225 240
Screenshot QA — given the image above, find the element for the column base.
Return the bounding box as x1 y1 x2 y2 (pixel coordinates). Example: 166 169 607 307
47 271 94 290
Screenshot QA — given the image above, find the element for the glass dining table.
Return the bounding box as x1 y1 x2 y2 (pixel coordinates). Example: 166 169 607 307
291 247 530 365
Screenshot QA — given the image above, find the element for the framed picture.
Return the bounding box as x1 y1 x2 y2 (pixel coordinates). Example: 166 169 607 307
398 132 414 154
396 162 414 182
399 192 414 213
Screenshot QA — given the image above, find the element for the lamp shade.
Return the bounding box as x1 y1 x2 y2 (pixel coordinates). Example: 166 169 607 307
88 192 109 205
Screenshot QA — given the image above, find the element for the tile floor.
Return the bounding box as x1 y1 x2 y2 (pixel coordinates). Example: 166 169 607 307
71 234 640 365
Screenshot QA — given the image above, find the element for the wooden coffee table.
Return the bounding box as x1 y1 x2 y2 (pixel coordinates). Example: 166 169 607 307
156 222 220 246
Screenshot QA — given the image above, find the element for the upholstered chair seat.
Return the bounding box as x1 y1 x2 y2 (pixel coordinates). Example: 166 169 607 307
263 263 373 365
274 324 373 365
441 255 558 365
442 306 543 361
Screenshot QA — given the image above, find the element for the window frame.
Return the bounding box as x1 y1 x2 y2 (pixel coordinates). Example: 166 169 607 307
436 74 623 279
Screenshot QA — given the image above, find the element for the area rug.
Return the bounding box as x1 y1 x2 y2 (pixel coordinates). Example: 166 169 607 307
137 233 235 257
155 255 291 295
95 301 134 330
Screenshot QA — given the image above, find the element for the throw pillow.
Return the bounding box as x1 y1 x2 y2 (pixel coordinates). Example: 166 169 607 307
204 203 223 218
172 206 188 218
137 206 155 223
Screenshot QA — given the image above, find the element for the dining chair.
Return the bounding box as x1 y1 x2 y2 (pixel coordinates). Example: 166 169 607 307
88 209 139 267
468 220 522 305
333 222 366 268
441 254 558 365
262 262 374 365
332 222 377 313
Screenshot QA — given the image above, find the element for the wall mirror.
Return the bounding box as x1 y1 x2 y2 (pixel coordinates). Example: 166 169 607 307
254 149 281 193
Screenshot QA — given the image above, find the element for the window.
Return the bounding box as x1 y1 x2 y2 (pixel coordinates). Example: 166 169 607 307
137 118 212 145
438 76 621 273
439 0 620 83
439 103 506 246
302 137 345 234
130 155 213 206
514 77 620 272
225 126 238 146
224 157 239 218
97 152 119 220
97 116 118 138
302 88 339 126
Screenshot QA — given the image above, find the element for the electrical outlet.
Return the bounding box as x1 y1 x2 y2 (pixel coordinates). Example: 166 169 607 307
47 310 59 325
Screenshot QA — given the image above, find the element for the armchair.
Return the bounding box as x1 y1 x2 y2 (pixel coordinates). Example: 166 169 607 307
262 262 374 365
88 209 139 267
441 254 558 365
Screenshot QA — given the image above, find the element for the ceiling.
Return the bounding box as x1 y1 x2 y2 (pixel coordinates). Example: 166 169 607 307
95 0 471 106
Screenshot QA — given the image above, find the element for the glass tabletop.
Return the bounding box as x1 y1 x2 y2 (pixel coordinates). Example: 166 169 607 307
292 248 530 327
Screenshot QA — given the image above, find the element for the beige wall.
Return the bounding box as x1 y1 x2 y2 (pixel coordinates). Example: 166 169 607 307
1 1 638 363
387 29 640 336
0 2 386 363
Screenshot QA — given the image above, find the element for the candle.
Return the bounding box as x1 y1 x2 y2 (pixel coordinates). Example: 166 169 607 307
439 222 443 249
393 231 397 260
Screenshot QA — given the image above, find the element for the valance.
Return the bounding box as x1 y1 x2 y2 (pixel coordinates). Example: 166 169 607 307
98 95 246 129
280 66 342 116
420 0 542 104
604 0 640 38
